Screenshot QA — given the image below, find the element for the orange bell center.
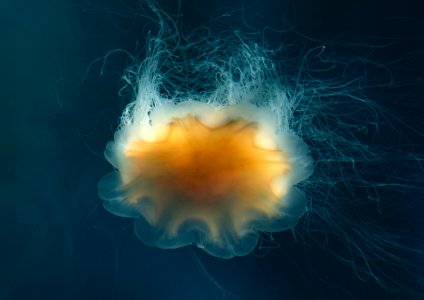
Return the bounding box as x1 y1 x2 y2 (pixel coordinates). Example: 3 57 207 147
124 115 290 205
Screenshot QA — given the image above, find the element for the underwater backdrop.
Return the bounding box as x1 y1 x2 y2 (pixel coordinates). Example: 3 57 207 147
1 0 423 299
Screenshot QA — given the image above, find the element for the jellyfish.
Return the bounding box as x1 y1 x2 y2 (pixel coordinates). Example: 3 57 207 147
98 98 313 258
97 17 315 258
97 3 423 294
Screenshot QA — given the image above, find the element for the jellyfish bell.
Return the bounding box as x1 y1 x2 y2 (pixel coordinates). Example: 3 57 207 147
98 100 314 258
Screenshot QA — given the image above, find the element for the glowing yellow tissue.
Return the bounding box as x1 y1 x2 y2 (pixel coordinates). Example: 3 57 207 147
99 102 313 258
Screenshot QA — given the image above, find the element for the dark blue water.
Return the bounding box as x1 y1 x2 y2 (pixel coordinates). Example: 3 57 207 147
1 1 423 299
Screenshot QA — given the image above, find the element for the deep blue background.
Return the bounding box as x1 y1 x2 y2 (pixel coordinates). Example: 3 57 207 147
1 0 423 299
